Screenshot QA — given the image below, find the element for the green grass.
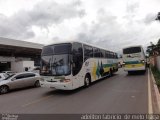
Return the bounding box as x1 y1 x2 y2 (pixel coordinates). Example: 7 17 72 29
151 66 160 88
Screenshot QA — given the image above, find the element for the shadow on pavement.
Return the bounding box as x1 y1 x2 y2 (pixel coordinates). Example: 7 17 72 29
1 86 40 95
127 71 146 76
42 73 118 96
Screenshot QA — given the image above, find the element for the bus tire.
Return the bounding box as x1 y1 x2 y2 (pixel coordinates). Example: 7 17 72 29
0 85 9 94
113 68 115 72
109 69 113 77
128 71 132 75
84 74 91 87
142 70 146 74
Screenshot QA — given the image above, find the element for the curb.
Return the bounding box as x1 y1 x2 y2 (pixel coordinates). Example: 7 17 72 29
150 69 160 113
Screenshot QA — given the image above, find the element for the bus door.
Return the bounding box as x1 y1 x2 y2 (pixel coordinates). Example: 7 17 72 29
72 43 83 88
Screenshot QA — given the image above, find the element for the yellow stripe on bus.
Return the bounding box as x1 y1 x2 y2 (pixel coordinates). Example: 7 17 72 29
104 67 110 73
125 63 145 68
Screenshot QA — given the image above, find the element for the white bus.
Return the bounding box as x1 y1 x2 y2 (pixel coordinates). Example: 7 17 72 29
40 41 118 90
122 45 146 74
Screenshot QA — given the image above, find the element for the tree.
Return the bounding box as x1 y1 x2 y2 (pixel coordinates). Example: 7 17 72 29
155 12 160 21
146 42 155 56
146 42 157 56
146 40 160 56
156 39 160 54
158 39 160 44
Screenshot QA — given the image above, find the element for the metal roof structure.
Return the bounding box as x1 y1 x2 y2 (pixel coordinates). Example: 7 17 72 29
0 37 44 49
0 37 44 57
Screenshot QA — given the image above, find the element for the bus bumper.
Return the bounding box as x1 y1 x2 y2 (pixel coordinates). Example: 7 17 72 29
40 81 73 90
124 66 146 71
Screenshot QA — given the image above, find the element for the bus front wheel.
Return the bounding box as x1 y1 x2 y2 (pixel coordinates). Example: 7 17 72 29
84 74 91 87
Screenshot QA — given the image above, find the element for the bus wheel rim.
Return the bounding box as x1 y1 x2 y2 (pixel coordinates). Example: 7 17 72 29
85 78 90 86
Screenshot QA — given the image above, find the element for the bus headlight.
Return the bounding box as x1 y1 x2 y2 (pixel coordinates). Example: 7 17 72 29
60 79 71 83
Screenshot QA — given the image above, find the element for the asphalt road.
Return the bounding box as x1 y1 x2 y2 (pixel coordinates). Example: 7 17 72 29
0 68 149 114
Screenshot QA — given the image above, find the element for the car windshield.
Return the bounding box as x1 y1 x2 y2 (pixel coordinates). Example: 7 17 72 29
4 74 15 80
40 43 71 76
3 73 9 78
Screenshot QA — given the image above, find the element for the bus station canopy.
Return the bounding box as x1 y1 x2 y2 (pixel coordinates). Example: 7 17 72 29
0 37 44 57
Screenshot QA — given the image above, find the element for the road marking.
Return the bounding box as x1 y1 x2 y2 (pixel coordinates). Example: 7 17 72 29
22 95 53 107
148 69 153 114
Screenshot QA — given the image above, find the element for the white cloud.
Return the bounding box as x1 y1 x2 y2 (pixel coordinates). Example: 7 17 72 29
0 0 85 39
0 0 160 53
73 6 160 53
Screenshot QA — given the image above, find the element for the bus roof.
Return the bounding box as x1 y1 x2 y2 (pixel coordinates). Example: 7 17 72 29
45 40 117 54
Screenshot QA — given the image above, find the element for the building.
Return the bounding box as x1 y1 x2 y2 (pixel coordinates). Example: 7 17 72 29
0 37 44 72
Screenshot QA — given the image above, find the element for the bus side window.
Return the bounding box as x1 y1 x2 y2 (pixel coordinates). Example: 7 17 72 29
101 49 105 58
72 43 83 76
84 45 93 61
115 53 118 59
105 51 109 58
93 48 100 58
109 52 112 58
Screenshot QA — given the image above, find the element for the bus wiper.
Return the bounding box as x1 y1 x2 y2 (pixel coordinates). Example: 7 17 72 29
52 58 58 67
52 58 64 67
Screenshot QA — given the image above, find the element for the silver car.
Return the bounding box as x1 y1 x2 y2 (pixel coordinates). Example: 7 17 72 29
0 72 41 94
0 73 9 81
1 71 15 76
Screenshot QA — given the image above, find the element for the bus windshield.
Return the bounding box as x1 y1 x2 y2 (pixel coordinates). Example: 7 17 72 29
40 44 71 76
123 47 141 54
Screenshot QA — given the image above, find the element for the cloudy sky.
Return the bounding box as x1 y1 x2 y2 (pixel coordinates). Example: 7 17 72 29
0 0 160 53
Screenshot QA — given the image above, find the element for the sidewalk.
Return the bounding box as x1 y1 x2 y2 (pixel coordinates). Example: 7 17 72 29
150 69 160 114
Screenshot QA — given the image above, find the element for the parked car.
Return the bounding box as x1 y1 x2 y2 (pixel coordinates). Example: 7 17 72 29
0 72 41 94
1 71 15 76
0 73 9 80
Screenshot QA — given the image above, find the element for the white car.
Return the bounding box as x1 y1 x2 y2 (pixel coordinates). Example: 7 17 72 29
0 72 41 94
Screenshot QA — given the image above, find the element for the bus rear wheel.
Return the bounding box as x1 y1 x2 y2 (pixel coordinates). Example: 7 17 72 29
84 75 91 87
109 69 113 77
142 70 146 74
128 71 132 75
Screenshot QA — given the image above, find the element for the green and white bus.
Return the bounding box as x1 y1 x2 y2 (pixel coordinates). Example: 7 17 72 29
122 45 146 74
40 41 118 90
